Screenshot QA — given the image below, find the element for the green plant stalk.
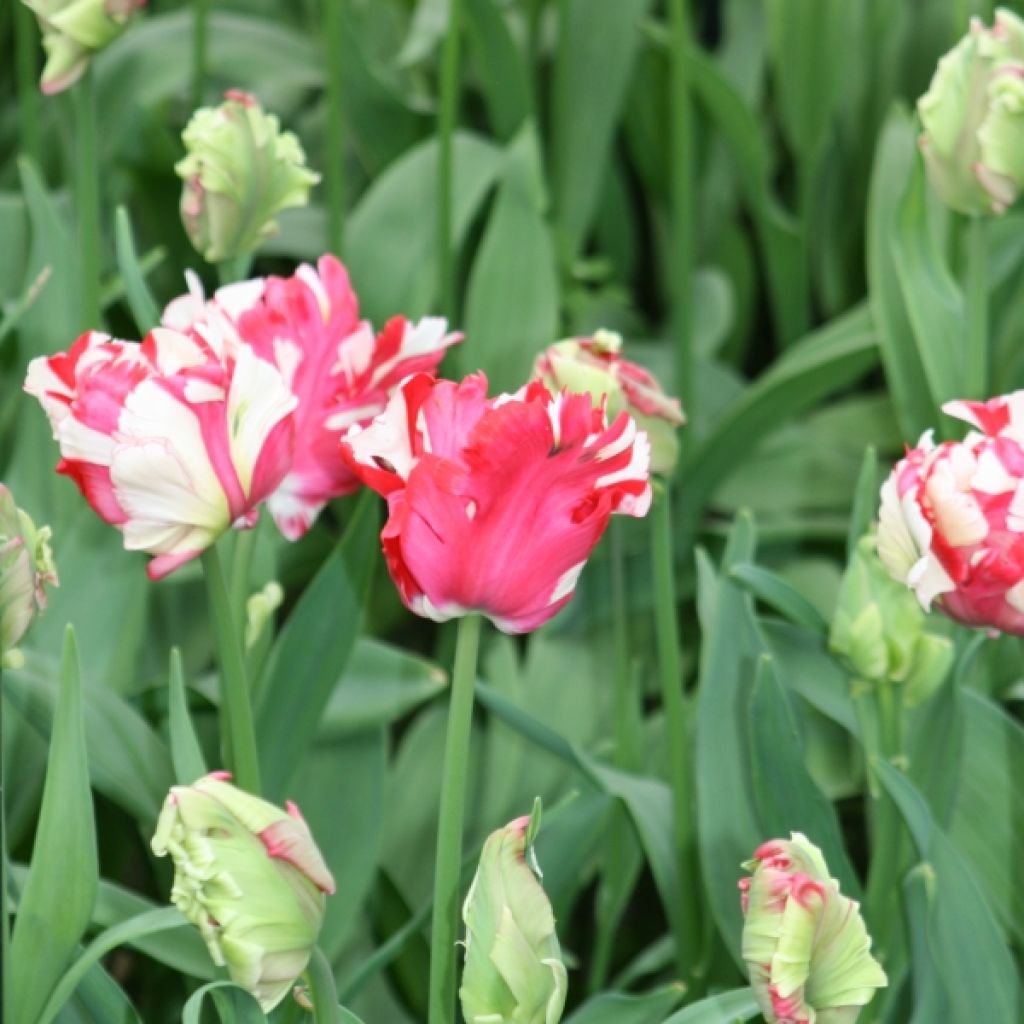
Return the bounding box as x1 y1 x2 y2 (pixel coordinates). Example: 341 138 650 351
863 682 905 973
230 528 257 626
193 0 208 109
14 1 41 165
324 0 345 255
200 545 262 794
965 215 988 400
0 663 8 1008
427 612 482 1024
437 0 465 320
74 67 102 326
305 945 342 1024
218 254 252 287
668 0 696 430
610 520 633 769
651 482 701 984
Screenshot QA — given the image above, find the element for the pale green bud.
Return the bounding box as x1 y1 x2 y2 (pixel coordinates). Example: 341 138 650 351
176 90 320 264
918 9 1024 215
151 773 335 1012
460 803 567 1024
245 581 283 651
21 0 142 96
740 833 887 1024
1 484 58 664
830 535 953 707
534 329 685 476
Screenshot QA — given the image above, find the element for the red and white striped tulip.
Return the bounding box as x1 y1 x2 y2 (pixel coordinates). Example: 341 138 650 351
164 255 460 539
879 393 1024 635
24 327 296 580
341 372 651 633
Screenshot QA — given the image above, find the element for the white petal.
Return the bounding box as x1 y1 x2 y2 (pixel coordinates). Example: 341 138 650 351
343 385 419 481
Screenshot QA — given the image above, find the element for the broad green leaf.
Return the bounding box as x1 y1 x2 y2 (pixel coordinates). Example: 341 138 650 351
255 493 377 800
562 984 685 1024
867 106 936 440
462 124 559 391
877 761 1021 1021
5 651 173 824
465 0 532 139
729 563 828 632
346 132 502 324
59 963 140 1024
113 206 159 334
904 865 953 1023
847 445 879 557
551 0 653 261
39 909 185 1024
661 987 760 1023
694 512 764 963
167 648 208 786
181 982 266 1024
748 655 860 897
8 628 98 1024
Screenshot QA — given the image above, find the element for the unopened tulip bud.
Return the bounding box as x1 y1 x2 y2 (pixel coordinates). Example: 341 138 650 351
830 534 953 706
21 0 143 96
740 833 887 1024
918 9 1024 215
245 581 283 651
176 90 319 264
460 803 567 1024
534 329 684 475
1 485 58 664
151 772 335 1012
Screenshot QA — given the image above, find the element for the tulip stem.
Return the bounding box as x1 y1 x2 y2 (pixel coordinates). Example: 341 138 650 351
201 546 262 795
1 664 9 1003
437 0 464 320
427 612 482 1024
305 945 341 1023
610 520 635 769
667 0 696 428
74 66 102 327
863 683 905 973
218 254 252 287
324 0 345 256
965 215 988 400
651 482 701 985
14 1 40 165
192 0 208 109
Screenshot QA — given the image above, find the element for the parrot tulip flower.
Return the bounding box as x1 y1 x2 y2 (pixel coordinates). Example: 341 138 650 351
341 372 651 633
162 255 460 539
24 326 296 580
740 833 887 1024
878 392 1024 635
151 772 335 1012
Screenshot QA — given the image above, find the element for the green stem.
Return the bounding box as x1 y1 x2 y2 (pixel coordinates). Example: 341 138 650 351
305 945 342 1024
324 0 345 256
218 253 252 287
192 0 208 109
863 683 905 971
74 67 102 326
667 0 696 431
14 1 40 165
200 545 261 794
610 520 633 769
1 663 9 1014
651 483 700 985
437 0 465 320
230 528 256 626
427 613 482 1024
965 215 988 400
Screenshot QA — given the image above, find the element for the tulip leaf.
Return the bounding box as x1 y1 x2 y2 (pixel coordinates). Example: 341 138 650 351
255 492 377 800
563 983 685 1024
465 0 532 140
904 865 953 1023
167 647 208 786
8 627 98 1024
748 655 861 897
728 563 829 633
113 205 160 335
38 908 186 1024
66 963 141 1024
661 987 761 1023
182 982 267 1024
462 123 559 392
876 759 1022 1021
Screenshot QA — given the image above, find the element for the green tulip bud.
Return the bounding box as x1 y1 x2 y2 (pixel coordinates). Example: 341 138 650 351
21 0 142 96
151 772 335 1012
245 580 283 651
1 484 58 666
534 329 685 476
830 534 953 707
176 90 320 264
740 833 887 1024
460 802 567 1024
918 9 1024 215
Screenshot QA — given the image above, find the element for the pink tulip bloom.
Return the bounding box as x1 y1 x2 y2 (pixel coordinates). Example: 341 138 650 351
24 327 296 580
878 392 1024 634
340 372 652 633
164 255 460 539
